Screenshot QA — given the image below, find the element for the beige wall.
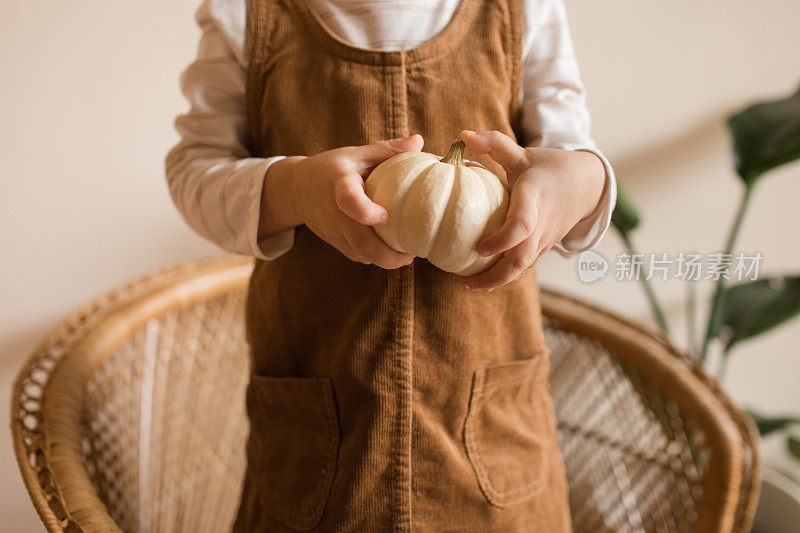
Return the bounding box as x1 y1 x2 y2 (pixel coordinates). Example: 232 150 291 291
2 0 798 530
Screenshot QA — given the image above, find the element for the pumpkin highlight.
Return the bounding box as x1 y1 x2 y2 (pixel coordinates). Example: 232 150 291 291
365 141 509 276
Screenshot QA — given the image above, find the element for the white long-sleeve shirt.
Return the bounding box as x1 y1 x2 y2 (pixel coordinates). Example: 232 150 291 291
166 0 617 261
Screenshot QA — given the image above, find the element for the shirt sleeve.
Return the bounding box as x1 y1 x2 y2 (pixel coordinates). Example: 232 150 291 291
519 0 617 257
165 0 295 260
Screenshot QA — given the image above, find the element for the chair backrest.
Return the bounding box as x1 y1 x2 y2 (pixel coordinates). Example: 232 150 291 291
11 255 760 532
541 291 760 532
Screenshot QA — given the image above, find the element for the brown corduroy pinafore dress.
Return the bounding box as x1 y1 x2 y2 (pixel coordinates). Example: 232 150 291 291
233 0 572 531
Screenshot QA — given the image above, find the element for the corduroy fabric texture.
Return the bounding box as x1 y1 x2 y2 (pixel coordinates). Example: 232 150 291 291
234 0 573 530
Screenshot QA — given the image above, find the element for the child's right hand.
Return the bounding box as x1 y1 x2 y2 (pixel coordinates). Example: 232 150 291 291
261 135 423 269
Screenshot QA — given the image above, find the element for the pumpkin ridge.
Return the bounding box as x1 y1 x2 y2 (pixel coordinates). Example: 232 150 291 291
404 161 454 258
449 167 507 275
427 163 468 270
453 168 493 273
369 154 433 253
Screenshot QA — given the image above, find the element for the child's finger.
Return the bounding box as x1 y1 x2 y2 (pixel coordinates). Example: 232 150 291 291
344 225 414 269
476 182 539 257
335 173 388 226
460 129 529 177
351 134 424 174
463 237 539 291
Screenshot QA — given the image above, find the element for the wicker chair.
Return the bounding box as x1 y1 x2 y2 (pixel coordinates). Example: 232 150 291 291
11 255 760 532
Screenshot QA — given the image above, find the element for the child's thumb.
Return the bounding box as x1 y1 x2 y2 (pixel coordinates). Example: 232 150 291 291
460 130 529 176
354 134 424 168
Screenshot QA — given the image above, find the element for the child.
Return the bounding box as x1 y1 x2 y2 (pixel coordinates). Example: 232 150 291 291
166 0 616 530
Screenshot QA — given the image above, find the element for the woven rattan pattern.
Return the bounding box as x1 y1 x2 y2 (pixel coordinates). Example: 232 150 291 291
10 256 249 532
547 325 708 531
82 291 249 531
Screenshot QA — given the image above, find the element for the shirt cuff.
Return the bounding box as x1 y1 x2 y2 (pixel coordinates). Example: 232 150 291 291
244 155 297 260
552 147 617 257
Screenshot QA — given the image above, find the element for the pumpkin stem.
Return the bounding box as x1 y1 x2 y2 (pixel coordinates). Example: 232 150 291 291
440 140 466 166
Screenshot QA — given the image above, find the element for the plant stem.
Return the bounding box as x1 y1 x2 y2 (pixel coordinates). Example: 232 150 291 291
699 185 754 363
441 140 466 166
687 280 697 355
717 349 731 381
620 231 671 335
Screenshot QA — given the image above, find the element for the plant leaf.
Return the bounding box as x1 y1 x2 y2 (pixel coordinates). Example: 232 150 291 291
727 85 800 184
611 185 640 235
788 435 800 461
720 275 800 350
748 410 800 436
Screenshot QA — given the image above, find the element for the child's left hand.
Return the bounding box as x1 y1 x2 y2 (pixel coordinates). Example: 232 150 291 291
460 129 606 291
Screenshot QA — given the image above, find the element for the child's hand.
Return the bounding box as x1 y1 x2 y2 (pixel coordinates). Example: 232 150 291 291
265 135 423 268
459 130 606 291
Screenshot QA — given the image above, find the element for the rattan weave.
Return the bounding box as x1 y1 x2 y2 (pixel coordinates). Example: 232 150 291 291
10 255 760 532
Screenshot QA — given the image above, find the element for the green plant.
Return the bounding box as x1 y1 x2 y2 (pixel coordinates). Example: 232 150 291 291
612 84 800 458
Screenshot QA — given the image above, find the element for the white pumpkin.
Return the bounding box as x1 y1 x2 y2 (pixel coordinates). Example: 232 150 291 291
365 141 509 276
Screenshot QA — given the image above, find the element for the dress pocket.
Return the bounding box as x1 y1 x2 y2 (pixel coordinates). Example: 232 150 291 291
463 352 553 507
246 374 340 530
